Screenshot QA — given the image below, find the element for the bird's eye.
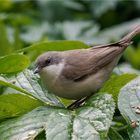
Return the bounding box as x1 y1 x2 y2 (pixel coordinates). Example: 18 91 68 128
45 57 51 64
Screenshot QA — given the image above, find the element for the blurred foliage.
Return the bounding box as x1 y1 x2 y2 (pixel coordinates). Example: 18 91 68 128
0 0 140 68
124 43 140 69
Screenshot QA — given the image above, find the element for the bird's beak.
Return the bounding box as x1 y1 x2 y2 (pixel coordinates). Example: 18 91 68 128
34 67 40 74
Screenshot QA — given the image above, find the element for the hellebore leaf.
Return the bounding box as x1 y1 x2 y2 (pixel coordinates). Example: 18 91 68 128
0 69 63 107
0 93 115 140
118 76 140 140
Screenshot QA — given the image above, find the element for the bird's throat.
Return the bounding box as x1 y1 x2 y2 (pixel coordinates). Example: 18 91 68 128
40 63 64 87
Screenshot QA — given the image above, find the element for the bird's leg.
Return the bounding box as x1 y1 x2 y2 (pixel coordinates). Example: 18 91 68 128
67 98 83 109
67 94 93 109
73 97 87 108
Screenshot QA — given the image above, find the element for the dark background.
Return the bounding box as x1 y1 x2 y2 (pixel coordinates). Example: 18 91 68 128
0 0 140 69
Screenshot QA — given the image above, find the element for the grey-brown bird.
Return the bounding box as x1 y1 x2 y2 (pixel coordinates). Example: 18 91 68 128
34 25 140 104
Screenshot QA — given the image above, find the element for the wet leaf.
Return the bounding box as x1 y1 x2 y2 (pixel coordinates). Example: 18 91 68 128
0 93 115 140
118 76 140 140
0 69 63 107
72 117 100 140
0 106 72 140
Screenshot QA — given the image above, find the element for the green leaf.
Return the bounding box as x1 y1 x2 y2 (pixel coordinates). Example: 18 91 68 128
0 106 72 140
118 76 140 140
14 69 63 107
100 74 137 101
72 117 100 140
0 54 30 74
17 40 89 61
108 127 124 140
44 109 72 140
82 94 115 138
0 69 63 107
0 76 32 96
0 93 115 140
0 94 43 121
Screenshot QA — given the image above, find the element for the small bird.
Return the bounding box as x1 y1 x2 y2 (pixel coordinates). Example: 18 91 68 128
34 25 140 103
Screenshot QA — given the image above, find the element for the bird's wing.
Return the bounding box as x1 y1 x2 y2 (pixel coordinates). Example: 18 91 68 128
62 24 140 81
61 46 124 81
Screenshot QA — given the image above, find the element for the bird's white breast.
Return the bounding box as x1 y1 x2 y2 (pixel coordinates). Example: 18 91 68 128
40 63 64 91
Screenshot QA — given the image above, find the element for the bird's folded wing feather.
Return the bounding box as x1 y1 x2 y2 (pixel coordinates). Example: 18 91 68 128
61 46 124 81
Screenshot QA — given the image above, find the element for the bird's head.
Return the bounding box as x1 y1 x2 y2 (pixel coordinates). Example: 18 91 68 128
34 51 62 74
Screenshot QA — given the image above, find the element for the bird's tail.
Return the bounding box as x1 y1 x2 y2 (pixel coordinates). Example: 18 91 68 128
118 24 140 46
94 24 140 48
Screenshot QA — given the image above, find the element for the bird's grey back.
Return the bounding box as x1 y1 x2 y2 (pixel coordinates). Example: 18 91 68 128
61 45 125 81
